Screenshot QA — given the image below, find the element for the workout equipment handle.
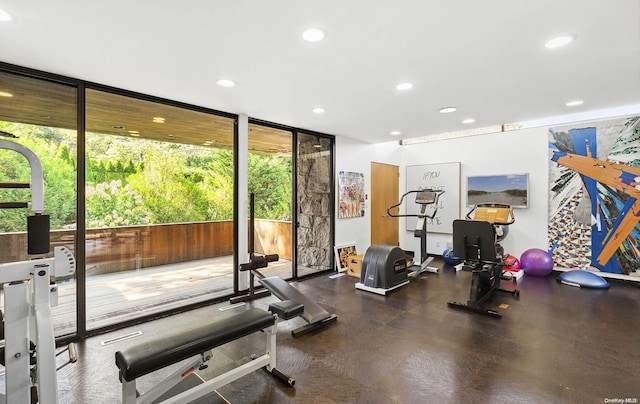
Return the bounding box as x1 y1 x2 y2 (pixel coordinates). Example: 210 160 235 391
387 189 444 218
56 343 78 371
263 253 279 263
0 139 45 213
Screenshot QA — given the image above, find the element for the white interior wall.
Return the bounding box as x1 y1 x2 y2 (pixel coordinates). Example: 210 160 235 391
399 126 549 260
335 126 549 262
334 137 402 257
335 110 639 267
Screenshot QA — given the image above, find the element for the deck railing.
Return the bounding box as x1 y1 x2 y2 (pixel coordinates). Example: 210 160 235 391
0 219 292 276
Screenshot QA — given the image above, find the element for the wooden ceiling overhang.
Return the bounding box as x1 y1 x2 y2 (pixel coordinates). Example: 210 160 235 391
0 71 293 155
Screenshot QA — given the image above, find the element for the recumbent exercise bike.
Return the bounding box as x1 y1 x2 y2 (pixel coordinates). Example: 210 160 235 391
447 204 520 318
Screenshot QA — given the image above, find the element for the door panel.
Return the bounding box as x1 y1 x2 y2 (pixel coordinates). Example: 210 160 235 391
371 162 399 246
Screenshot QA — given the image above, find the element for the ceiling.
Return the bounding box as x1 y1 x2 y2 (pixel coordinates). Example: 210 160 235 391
0 1 639 145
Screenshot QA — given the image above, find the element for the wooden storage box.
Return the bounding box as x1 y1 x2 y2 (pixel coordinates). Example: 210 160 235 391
347 254 364 278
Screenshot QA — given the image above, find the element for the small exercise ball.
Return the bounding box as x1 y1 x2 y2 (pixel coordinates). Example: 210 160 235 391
503 255 521 272
520 248 554 277
442 248 460 265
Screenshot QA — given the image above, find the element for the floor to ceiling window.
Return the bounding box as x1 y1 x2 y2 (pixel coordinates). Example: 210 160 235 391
84 88 236 331
0 70 78 336
1 62 335 340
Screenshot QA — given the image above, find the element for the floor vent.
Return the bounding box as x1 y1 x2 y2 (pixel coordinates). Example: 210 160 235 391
100 331 143 346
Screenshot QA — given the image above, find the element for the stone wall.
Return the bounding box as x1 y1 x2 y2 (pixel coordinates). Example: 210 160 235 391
297 137 332 270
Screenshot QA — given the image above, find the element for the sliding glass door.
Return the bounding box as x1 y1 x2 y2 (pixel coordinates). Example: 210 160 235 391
247 122 294 280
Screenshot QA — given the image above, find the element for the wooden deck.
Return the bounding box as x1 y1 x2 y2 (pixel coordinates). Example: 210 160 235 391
53 256 311 335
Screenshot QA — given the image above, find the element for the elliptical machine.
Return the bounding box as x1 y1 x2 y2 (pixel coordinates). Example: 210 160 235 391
355 188 444 296
387 188 445 277
447 203 520 318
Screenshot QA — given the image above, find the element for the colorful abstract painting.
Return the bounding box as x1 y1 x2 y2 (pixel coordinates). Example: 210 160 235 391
548 116 640 278
338 171 365 219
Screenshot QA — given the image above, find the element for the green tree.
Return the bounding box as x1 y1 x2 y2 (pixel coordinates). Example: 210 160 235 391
248 153 292 220
2 122 295 232
127 150 210 223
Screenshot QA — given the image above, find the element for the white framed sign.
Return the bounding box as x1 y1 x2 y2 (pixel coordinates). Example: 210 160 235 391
405 162 460 234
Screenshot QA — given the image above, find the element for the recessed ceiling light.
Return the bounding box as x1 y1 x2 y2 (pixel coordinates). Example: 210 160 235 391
545 35 575 49
462 118 475 124
396 83 413 91
152 117 165 123
312 107 325 114
439 107 457 114
216 79 236 88
566 100 584 107
302 28 325 42
0 9 12 22
390 131 401 136
0 91 13 97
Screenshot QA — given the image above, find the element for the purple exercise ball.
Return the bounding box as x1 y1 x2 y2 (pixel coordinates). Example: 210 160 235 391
520 248 554 277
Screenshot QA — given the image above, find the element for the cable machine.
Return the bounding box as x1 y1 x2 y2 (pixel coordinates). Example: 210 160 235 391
0 138 77 403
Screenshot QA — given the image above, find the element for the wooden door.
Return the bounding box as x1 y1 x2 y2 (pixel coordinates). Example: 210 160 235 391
370 162 399 246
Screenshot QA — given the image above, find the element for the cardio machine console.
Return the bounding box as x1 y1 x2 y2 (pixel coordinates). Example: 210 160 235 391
471 204 513 225
415 190 437 205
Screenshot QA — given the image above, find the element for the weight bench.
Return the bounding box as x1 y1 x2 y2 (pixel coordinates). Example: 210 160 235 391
232 193 337 338
115 301 303 404
259 276 338 337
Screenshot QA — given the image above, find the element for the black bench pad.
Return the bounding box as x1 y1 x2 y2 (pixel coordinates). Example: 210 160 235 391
259 276 332 324
115 308 274 382
268 300 304 320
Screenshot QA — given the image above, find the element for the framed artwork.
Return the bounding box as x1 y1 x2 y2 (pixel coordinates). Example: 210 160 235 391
338 171 365 218
467 173 529 208
334 243 357 272
548 116 639 278
405 162 460 234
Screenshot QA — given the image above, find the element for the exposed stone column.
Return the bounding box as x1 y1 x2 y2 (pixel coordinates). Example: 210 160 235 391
297 138 331 270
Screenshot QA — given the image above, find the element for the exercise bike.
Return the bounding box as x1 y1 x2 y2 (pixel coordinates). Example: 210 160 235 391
447 204 520 318
387 188 445 277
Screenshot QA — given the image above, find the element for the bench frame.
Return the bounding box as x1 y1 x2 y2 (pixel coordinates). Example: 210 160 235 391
121 322 279 404
119 302 302 404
